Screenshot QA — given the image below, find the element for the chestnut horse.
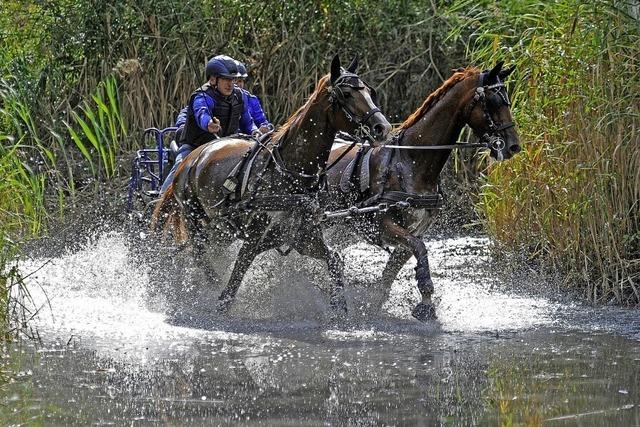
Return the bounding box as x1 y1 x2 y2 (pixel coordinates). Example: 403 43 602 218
323 61 521 321
152 55 391 318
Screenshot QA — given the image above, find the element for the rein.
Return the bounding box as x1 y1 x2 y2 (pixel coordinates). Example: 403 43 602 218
332 136 490 151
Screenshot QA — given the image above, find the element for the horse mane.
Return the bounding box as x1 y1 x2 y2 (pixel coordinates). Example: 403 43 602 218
271 74 331 143
398 67 481 130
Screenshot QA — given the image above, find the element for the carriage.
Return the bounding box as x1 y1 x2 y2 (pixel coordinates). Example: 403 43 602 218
126 126 179 217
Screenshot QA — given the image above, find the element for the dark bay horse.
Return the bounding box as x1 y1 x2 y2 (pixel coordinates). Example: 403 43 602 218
152 55 391 317
323 61 521 321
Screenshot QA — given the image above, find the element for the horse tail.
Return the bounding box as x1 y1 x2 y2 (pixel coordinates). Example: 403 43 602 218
150 182 189 244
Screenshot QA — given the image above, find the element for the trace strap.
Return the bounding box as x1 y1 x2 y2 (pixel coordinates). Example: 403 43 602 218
321 190 444 222
332 139 488 151
382 142 488 150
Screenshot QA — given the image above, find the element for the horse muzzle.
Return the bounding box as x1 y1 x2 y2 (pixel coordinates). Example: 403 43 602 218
366 113 392 145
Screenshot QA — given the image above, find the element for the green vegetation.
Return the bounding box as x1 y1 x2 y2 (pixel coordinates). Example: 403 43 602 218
0 0 638 334
447 0 640 303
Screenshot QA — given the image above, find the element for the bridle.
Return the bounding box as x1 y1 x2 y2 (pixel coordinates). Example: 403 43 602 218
464 74 515 160
328 72 382 141
270 71 382 186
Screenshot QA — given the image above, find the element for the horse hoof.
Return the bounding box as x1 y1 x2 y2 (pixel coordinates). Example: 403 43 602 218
412 302 437 322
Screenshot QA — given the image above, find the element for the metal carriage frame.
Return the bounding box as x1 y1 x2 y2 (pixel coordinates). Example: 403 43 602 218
127 126 178 214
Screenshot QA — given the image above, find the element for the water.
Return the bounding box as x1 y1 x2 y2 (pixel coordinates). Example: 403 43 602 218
2 234 639 425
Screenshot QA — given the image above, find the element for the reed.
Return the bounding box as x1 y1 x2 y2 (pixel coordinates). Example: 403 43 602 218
447 0 640 303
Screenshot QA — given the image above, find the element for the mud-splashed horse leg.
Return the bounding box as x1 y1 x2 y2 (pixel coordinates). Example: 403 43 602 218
192 235 221 286
217 214 273 314
296 228 347 319
217 239 265 314
374 247 413 312
382 217 436 321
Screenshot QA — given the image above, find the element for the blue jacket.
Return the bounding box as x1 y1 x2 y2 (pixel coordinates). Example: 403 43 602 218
241 88 271 127
175 107 188 127
175 86 258 135
192 88 256 135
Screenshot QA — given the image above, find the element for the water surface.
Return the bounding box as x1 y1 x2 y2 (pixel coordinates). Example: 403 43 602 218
2 234 639 425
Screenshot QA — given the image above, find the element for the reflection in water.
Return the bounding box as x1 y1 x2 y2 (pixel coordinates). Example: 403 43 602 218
0 233 638 424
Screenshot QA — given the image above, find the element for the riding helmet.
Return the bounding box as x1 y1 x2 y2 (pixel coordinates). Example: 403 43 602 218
211 55 242 78
235 60 248 79
205 56 237 79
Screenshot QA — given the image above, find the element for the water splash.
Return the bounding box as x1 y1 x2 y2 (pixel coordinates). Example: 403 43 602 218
18 232 562 355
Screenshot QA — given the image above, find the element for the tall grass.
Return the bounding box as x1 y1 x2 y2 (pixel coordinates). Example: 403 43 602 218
0 138 48 337
2 0 458 135
446 0 640 303
65 76 127 179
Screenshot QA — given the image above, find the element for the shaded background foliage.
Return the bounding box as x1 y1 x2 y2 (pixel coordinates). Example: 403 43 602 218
3 0 455 132
0 0 639 333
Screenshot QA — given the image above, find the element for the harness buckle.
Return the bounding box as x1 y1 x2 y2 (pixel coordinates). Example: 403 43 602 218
222 177 238 194
355 124 371 140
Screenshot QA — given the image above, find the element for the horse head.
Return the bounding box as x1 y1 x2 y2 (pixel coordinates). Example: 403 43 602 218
328 54 391 145
465 61 521 160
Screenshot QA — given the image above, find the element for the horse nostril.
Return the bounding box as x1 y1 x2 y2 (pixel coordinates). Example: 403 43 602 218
373 123 385 137
510 144 521 154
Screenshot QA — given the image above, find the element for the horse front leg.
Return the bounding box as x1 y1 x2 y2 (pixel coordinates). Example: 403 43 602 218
217 240 264 314
326 249 348 316
381 217 437 321
296 228 347 319
373 247 413 312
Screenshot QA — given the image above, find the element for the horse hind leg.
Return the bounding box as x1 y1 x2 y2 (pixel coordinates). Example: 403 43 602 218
192 234 222 287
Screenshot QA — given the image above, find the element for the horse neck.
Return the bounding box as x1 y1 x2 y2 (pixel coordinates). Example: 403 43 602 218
276 96 336 176
399 77 477 185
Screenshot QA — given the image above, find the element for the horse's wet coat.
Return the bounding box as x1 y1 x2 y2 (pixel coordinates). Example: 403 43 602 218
324 62 521 321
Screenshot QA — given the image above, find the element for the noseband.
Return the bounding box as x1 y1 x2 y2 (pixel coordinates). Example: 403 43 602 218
466 76 515 159
329 72 382 140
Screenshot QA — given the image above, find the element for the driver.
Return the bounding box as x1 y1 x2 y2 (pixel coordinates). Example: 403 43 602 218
160 55 257 194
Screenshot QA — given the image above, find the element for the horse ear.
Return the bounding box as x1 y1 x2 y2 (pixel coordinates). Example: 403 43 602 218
499 65 515 80
346 55 358 73
488 60 504 81
331 54 341 84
